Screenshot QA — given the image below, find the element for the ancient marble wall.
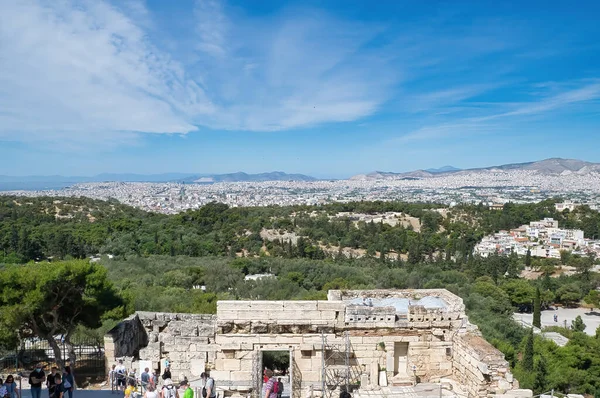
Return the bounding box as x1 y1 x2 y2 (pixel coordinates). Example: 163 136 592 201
105 312 217 381
104 289 528 398
452 332 518 398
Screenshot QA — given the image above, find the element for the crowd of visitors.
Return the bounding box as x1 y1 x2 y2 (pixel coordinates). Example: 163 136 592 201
108 360 207 398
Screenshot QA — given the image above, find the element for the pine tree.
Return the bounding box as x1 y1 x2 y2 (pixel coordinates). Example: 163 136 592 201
533 287 542 328
522 328 535 371
572 315 586 332
525 249 532 267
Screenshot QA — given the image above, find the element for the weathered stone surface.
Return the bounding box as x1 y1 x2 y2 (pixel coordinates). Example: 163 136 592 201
105 289 528 398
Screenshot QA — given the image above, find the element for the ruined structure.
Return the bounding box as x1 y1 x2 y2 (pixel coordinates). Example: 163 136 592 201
105 289 526 398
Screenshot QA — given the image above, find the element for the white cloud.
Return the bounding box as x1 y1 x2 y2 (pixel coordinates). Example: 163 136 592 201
394 80 600 143
0 0 398 147
0 0 220 146
189 1 395 131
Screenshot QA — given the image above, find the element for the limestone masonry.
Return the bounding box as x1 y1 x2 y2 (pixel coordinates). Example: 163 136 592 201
105 289 527 398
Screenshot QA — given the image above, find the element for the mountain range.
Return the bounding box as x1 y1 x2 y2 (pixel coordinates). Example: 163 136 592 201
350 158 600 181
2 158 600 191
0 171 316 191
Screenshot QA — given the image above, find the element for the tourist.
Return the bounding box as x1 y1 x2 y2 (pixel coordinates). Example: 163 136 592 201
276 378 283 398
200 373 215 398
29 364 45 398
144 385 158 398
180 380 193 398
160 379 178 398
4 375 20 398
46 367 59 398
0 378 7 398
115 360 127 391
53 374 65 398
263 370 279 398
141 368 151 392
109 365 117 393
63 366 75 398
151 371 159 388
161 367 172 381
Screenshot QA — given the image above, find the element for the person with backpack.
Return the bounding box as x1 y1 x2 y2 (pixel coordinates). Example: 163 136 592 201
115 361 127 392
160 379 178 398
200 373 215 398
263 370 278 398
63 367 75 398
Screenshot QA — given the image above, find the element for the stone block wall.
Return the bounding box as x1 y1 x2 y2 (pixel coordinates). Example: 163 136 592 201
104 290 529 398
217 301 345 334
452 333 518 398
105 312 217 381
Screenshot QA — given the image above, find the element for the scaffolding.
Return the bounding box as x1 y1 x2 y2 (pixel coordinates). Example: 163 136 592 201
320 332 360 398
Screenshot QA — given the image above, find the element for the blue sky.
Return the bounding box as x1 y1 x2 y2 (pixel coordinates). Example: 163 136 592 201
1 0 599 178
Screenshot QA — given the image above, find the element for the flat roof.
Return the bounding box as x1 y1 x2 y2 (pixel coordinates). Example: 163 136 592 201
346 296 448 313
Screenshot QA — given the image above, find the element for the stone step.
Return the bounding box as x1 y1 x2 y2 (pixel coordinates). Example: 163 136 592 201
390 375 415 387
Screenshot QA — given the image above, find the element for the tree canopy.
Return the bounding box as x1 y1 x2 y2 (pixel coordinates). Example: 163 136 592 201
0 260 125 369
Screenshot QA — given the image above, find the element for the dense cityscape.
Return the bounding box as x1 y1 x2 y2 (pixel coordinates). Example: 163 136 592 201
3 169 600 214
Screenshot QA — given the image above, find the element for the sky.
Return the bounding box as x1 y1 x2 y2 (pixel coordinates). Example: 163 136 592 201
1 0 599 178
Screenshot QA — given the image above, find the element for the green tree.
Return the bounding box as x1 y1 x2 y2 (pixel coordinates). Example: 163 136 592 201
525 249 531 267
501 279 535 309
533 287 541 328
522 328 535 372
572 315 586 332
533 355 547 394
556 283 582 307
0 260 125 370
584 290 600 311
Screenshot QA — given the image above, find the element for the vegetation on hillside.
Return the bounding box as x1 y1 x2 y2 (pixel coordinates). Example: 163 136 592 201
2 196 600 394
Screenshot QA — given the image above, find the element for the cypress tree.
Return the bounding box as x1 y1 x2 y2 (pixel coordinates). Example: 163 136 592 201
522 328 535 371
533 287 542 328
533 355 547 394
525 249 532 267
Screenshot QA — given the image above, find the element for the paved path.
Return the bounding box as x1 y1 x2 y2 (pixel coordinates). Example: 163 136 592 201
514 307 600 336
19 390 114 398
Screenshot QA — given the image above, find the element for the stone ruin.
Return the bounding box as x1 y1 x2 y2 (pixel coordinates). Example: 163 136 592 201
105 289 529 398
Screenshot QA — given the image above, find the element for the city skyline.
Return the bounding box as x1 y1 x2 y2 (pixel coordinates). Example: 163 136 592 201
1 0 600 177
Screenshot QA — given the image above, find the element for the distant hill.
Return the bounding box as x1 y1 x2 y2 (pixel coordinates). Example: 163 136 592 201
425 165 461 174
350 158 600 181
0 171 317 190
180 171 316 183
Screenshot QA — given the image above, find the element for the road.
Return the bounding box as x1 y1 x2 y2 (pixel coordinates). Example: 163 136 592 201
514 307 600 336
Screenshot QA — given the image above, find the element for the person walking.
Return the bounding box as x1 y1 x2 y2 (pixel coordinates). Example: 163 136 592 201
62 367 74 398
143 385 159 398
52 374 65 398
263 370 278 398
29 364 45 398
47 368 60 398
109 365 117 393
180 380 193 398
141 368 151 393
200 373 215 398
4 375 19 398
115 361 127 392
160 379 178 398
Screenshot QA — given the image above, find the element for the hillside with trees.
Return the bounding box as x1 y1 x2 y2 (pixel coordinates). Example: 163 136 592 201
2 196 600 394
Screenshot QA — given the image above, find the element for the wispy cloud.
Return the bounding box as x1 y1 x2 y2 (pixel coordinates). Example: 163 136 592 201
0 0 398 146
395 80 600 143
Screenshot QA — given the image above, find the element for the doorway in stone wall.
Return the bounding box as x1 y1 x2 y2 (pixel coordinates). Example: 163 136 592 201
393 342 409 377
259 350 292 398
